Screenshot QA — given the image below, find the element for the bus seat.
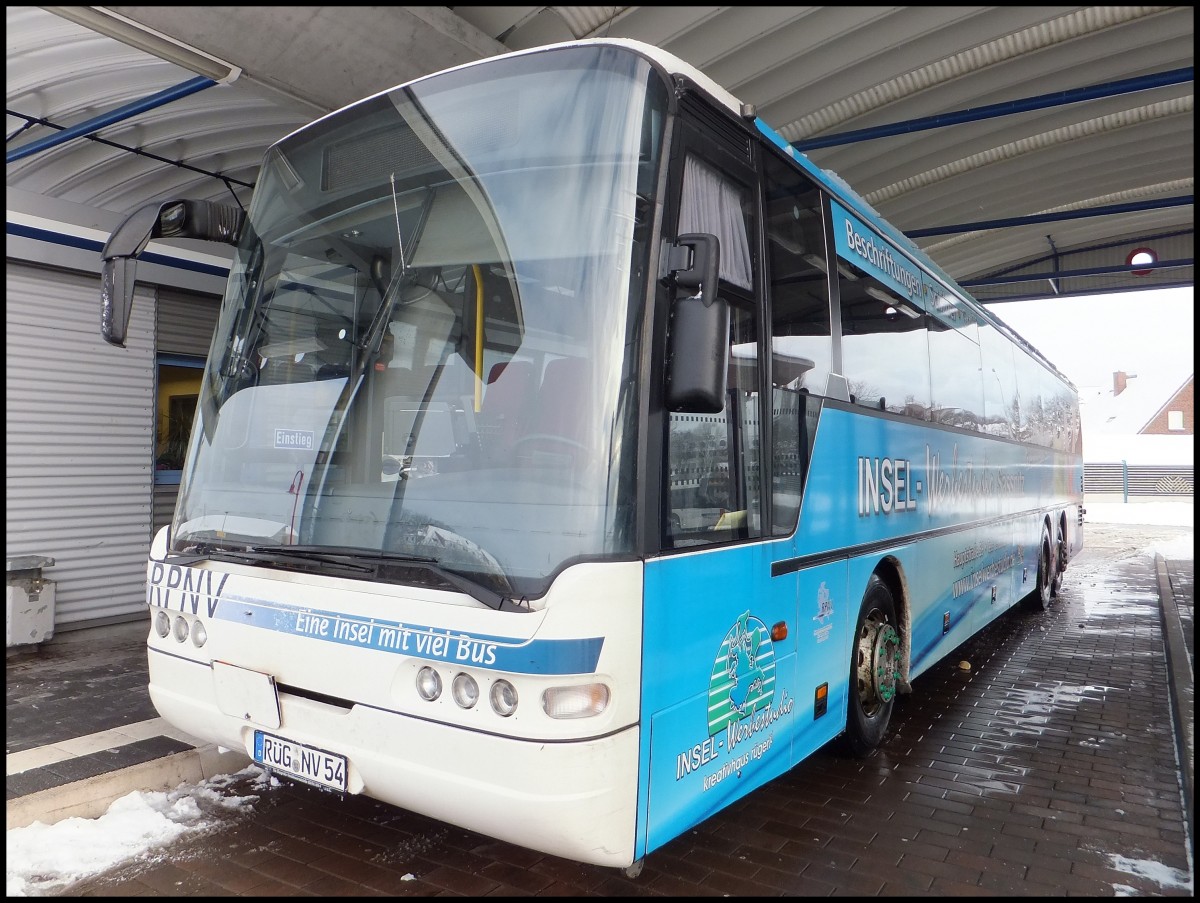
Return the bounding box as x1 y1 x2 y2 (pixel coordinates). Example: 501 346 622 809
518 357 591 468
374 365 416 398
480 360 536 464
314 325 352 379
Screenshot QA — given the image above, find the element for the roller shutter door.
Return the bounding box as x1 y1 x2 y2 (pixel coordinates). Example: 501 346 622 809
6 261 155 629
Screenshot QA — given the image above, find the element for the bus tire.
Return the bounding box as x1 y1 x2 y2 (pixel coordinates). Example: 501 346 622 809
1050 521 1067 596
1026 525 1055 612
843 575 901 758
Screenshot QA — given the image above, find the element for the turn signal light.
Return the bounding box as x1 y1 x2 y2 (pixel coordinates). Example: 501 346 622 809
543 683 610 719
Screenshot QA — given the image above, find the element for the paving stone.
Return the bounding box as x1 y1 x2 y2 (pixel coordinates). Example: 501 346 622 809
18 523 1194 897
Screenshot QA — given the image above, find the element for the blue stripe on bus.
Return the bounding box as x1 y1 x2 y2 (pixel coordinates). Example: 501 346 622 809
209 596 604 675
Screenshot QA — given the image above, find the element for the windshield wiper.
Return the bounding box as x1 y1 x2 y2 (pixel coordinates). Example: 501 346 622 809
250 545 528 613
166 545 376 576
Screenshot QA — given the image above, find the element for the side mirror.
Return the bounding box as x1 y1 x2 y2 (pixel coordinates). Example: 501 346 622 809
100 199 244 347
664 233 729 413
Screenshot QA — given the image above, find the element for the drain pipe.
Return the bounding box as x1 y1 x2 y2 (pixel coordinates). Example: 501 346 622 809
7 75 218 164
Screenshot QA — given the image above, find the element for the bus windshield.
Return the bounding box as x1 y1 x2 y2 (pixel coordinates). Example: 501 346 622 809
173 46 667 599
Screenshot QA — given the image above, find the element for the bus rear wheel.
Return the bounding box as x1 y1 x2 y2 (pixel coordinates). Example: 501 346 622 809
1026 525 1055 612
1050 523 1067 596
843 575 901 757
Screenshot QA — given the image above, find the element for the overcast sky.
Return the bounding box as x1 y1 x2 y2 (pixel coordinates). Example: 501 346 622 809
985 286 1194 393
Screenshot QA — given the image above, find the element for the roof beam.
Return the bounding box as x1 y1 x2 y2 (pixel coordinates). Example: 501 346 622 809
906 196 1195 238
6 76 217 164
792 67 1194 151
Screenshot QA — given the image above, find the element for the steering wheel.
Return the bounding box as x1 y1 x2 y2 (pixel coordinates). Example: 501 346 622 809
512 434 589 454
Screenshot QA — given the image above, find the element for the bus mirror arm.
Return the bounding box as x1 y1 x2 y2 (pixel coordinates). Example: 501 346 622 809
665 233 729 413
667 232 718 294
100 199 244 347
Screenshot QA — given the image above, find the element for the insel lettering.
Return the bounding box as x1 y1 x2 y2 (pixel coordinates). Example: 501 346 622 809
676 736 720 780
332 617 372 644
858 456 919 516
147 562 228 617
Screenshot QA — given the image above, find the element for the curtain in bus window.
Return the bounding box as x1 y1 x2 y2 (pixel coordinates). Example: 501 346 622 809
677 155 753 290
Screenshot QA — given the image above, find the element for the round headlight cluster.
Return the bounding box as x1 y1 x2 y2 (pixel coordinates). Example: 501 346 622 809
155 612 207 648
416 666 442 701
489 680 518 717
414 669 520 717
452 673 479 709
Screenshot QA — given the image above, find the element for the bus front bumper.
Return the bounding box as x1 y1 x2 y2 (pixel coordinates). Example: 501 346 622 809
148 649 641 868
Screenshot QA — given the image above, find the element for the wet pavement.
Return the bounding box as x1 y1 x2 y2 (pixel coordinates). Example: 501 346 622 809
7 520 1194 896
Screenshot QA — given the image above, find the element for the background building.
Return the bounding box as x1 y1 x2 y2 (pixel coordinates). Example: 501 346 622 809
1082 368 1195 499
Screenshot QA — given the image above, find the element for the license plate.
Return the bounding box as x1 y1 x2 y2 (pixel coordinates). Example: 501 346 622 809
253 730 347 793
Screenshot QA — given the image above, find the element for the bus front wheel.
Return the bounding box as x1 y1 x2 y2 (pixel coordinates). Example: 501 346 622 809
843 575 901 757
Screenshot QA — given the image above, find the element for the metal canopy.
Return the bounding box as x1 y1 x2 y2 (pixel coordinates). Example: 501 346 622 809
6 5 1194 303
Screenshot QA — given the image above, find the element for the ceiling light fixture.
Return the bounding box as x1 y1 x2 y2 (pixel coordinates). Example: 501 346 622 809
43 7 241 84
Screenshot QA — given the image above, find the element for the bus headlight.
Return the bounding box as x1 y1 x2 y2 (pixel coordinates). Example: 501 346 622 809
543 683 610 719
489 680 518 717
172 615 189 643
155 610 171 638
451 673 479 709
190 620 207 648
416 666 442 701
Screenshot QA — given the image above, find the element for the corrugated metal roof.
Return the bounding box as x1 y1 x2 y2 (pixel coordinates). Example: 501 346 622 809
6 5 1194 302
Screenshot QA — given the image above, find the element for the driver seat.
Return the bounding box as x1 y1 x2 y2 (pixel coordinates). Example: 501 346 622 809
517 357 592 468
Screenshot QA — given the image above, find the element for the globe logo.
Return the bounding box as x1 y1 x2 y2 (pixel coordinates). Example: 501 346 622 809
707 611 776 737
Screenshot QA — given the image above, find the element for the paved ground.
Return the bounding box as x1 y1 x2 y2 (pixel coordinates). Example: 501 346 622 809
7 520 1194 896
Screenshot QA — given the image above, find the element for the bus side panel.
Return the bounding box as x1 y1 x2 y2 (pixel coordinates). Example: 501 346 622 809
799 407 1077 683
797 408 1075 559
787 561 854 764
640 541 802 857
894 524 1020 680
639 546 855 857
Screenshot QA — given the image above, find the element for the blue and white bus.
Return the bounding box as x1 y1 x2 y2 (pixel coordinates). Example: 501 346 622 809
99 38 1083 875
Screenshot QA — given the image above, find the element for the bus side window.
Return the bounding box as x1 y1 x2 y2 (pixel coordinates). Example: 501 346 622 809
837 271 932 419
665 149 761 548
763 151 831 535
666 302 760 546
